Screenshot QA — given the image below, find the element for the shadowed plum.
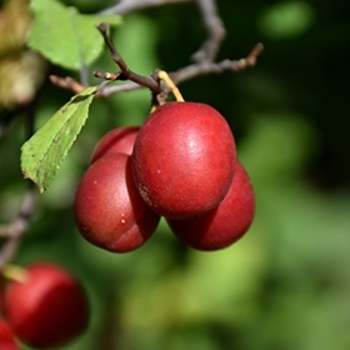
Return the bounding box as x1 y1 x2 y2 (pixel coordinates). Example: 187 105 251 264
91 126 139 163
74 153 160 252
131 102 236 220
167 161 255 250
4 263 89 349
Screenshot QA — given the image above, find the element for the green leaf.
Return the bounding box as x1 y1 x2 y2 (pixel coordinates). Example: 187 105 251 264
28 0 122 70
21 86 97 193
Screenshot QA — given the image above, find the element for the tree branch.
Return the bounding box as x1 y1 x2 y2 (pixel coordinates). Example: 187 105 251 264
192 0 226 62
99 0 191 15
51 43 264 97
100 0 225 62
171 42 264 83
95 43 264 96
96 23 160 93
49 75 86 95
50 2 263 99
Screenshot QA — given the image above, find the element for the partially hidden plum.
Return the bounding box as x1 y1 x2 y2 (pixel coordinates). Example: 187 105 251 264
167 161 255 251
91 126 139 163
74 153 160 252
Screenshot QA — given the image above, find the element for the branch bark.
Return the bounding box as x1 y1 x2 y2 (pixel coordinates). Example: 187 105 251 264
52 0 263 98
95 43 264 97
99 0 191 15
96 23 160 93
0 185 37 269
192 0 226 62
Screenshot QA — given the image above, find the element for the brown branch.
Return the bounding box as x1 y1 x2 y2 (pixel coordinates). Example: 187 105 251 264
171 42 264 83
97 81 142 97
49 75 86 94
51 1 263 98
192 0 226 63
51 41 263 97
93 71 124 81
49 73 142 97
96 23 160 93
99 0 191 15
50 43 263 97
97 43 264 96
99 0 224 62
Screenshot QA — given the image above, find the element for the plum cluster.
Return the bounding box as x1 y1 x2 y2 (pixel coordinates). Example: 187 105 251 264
1 262 89 349
74 101 255 252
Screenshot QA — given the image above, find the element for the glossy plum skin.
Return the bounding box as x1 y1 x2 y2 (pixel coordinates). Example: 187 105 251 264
91 126 139 163
131 102 236 220
167 161 255 251
4 263 89 349
0 321 19 350
74 153 160 252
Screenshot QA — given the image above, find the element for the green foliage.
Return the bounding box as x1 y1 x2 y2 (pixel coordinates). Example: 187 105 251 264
21 86 97 193
28 0 121 70
257 1 315 39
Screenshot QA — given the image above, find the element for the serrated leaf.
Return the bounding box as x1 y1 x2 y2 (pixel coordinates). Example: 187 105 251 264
28 0 122 70
21 86 97 193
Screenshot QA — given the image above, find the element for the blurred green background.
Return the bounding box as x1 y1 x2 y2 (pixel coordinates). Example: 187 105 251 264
1 0 350 349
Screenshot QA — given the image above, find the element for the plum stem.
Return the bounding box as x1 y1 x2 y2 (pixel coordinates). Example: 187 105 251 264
96 23 160 93
157 71 185 102
2 264 30 283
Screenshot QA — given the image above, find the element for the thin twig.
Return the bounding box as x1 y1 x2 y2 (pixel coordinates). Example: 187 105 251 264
97 81 142 97
192 0 226 62
94 71 124 81
99 0 224 62
96 23 160 93
51 43 263 96
171 43 264 83
99 0 191 15
96 43 264 96
49 75 86 94
50 2 263 98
